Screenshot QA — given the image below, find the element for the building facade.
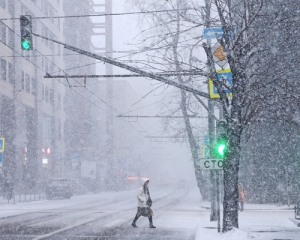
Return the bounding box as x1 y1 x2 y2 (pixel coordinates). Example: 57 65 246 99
0 0 65 193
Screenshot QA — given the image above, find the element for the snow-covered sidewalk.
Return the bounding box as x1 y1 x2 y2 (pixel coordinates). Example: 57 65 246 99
196 202 300 240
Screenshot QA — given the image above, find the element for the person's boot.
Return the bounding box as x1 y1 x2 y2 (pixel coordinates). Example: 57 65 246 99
149 216 156 228
132 215 139 228
149 223 156 228
132 222 138 228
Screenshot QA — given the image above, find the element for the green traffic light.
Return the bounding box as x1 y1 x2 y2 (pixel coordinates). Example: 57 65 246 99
21 40 31 50
216 142 227 157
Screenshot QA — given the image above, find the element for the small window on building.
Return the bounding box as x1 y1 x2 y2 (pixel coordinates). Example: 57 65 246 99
44 28 48 47
25 73 30 93
58 93 61 109
21 71 25 90
45 86 49 102
31 78 36 96
49 6 54 23
42 84 45 100
50 61 54 72
8 62 14 85
57 18 60 31
8 1 13 15
44 0 48 16
45 58 48 72
7 29 14 49
49 33 54 53
0 22 6 44
58 119 61 140
50 89 54 103
0 0 6 9
1 59 6 81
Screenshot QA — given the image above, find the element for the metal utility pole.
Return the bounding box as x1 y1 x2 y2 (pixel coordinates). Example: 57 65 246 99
105 0 114 190
203 0 217 222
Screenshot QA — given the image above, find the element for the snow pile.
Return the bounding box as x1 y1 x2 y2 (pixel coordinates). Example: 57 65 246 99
195 227 259 240
218 228 258 240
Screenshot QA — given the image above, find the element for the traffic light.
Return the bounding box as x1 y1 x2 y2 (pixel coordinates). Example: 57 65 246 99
215 120 228 158
20 15 32 50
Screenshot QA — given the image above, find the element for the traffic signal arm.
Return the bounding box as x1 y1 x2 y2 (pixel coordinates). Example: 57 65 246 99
32 32 210 99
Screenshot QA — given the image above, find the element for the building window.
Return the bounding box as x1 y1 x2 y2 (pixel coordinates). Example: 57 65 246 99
25 74 30 93
0 22 6 44
58 93 61 109
21 71 25 90
31 78 36 96
49 61 54 73
8 29 14 49
45 58 48 72
44 27 48 47
1 59 6 81
42 84 45 100
58 119 61 140
50 89 54 103
8 62 14 85
57 18 60 31
49 6 54 23
49 33 54 52
8 1 13 15
45 86 49 102
0 0 6 9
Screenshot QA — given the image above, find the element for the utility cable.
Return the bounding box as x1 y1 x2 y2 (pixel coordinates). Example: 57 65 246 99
0 20 111 118
0 8 196 21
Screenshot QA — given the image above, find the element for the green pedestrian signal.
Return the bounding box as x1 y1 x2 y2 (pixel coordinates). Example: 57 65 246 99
20 15 33 50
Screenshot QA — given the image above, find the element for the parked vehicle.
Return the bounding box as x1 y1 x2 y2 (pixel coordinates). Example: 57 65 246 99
45 178 73 199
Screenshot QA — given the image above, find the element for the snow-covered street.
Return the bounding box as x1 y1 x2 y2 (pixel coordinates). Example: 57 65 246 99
0 186 299 239
0 186 197 239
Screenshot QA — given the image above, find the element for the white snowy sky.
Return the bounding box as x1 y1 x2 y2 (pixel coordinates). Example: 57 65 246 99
107 2 196 181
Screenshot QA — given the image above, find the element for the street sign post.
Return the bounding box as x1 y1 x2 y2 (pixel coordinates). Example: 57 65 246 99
212 42 228 68
0 152 3 172
202 146 210 158
204 27 224 39
203 27 236 39
0 138 5 152
209 69 233 98
205 135 209 145
198 158 223 170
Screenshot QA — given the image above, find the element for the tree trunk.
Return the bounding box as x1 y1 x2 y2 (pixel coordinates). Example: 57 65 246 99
222 120 241 231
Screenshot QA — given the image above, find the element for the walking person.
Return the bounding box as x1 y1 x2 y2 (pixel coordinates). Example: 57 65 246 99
238 183 246 211
132 180 156 228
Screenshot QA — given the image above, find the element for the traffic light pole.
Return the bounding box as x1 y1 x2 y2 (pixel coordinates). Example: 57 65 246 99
208 99 217 221
216 169 221 232
217 103 224 232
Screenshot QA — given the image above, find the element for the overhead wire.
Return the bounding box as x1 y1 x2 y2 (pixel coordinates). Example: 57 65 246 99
0 21 154 138
0 23 125 131
0 8 196 21
0 20 119 116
